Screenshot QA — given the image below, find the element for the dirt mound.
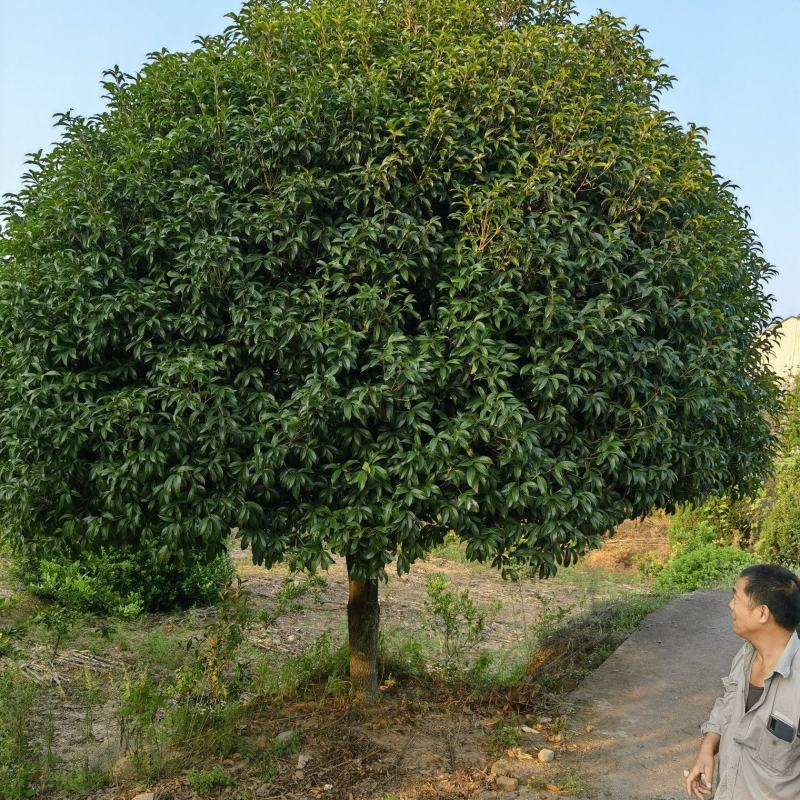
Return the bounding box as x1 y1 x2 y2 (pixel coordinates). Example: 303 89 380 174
584 512 670 572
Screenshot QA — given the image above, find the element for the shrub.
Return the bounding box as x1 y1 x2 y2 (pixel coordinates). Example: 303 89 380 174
423 573 499 671
23 545 234 614
654 544 757 593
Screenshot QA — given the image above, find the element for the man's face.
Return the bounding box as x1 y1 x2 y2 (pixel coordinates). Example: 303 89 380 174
729 576 766 638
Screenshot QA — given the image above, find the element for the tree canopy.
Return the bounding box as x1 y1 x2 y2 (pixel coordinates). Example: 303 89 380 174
0 0 779 584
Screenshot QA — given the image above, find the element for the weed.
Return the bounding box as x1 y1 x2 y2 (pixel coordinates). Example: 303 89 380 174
529 590 576 641
161 583 253 755
118 668 168 779
633 550 665 581
77 667 103 772
270 730 301 757
0 623 26 658
187 763 232 795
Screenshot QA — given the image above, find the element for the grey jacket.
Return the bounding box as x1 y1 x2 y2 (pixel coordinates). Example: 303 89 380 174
701 632 800 799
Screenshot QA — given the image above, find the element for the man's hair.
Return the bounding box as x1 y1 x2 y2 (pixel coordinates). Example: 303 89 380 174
740 564 800 631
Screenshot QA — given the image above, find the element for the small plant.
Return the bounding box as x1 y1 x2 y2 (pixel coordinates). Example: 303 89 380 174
490 715 521 754
187 764 232 795
423 573 499 671
32 606 75 656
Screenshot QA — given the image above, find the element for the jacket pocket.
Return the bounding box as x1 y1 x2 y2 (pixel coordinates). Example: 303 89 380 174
756 725 800 774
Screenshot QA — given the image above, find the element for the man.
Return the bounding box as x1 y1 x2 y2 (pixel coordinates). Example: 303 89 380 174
685 563 800 799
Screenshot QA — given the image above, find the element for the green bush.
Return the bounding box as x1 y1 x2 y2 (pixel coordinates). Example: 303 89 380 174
654 544 757 593
22 545 234 614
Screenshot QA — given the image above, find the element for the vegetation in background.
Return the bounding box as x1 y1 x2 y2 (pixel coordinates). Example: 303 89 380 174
0 0 780 700
757 376 800 564
670 493 766 549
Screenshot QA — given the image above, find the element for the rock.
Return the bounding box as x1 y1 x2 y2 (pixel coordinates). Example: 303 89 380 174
520 725 539 734
495 775 519 791
294 769 305 781
276 729 298 744
132 794 154 800
538 748 555 763
297 753 310 769
323 784 333 791
287 634 297 643
585 724 594 733
538 716 553 724
255 786 271 797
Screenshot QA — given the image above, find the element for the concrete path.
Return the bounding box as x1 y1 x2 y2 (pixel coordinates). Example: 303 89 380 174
562 590 741 800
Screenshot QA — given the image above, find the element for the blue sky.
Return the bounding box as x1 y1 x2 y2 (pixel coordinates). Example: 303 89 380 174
1 0 797 318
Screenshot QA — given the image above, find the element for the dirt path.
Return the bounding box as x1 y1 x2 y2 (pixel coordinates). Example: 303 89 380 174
554 590 740 800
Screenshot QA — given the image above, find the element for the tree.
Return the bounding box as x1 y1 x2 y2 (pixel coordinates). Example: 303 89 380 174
0 0 780 702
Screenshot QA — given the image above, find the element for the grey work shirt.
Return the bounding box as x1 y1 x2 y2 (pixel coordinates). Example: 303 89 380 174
701 632 800 799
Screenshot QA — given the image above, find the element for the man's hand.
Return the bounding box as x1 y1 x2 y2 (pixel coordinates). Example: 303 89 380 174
685 734 719 799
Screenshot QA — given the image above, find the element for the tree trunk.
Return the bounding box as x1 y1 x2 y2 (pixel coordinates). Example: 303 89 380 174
346 555 380 704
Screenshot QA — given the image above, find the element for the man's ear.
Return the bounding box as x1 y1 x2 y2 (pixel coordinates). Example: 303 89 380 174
758 604 771 625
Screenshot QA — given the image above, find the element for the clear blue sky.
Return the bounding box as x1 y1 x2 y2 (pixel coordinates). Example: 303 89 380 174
1 0 797 318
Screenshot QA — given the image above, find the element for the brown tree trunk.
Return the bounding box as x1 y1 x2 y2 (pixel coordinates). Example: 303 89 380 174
346 555 380 705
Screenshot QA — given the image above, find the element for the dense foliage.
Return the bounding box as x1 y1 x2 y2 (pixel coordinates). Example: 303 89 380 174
0 0 779 584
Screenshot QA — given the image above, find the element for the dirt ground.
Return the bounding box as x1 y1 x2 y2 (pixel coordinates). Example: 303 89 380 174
0 517 671 800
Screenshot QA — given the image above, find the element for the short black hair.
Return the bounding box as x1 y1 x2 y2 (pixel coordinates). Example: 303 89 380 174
740 564 800 632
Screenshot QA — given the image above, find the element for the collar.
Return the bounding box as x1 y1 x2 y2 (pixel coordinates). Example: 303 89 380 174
771 631 800 679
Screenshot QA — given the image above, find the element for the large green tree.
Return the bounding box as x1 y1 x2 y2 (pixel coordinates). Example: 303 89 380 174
0 0 780 701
